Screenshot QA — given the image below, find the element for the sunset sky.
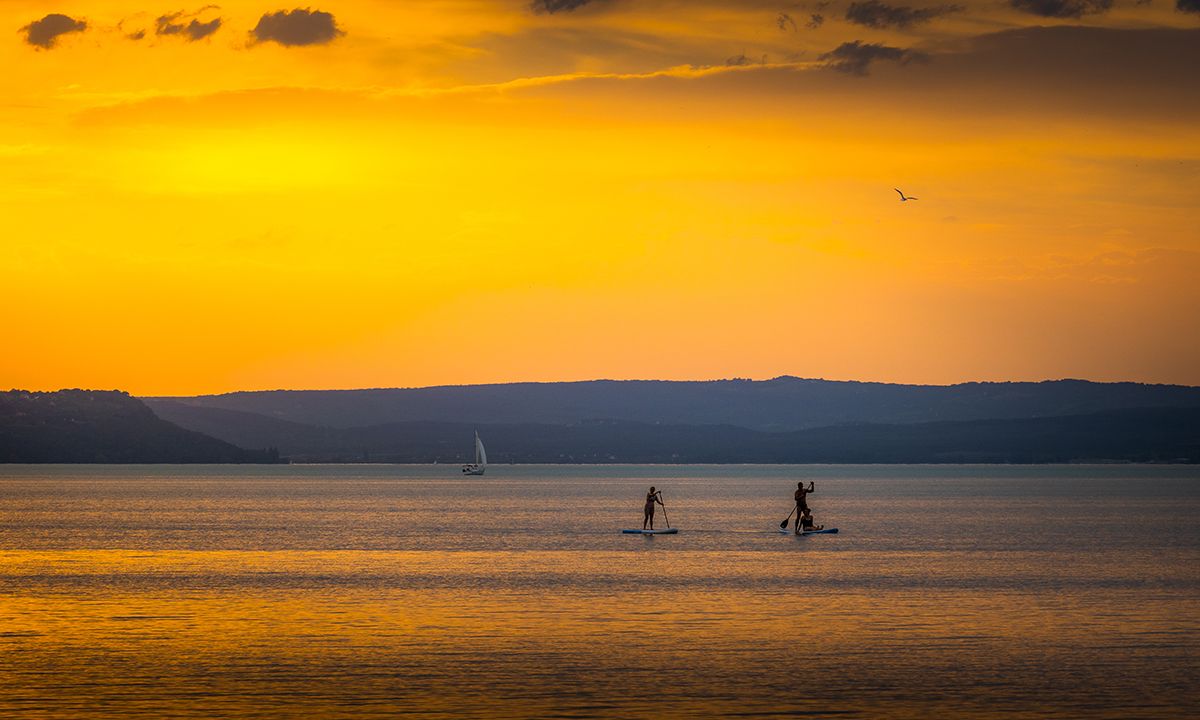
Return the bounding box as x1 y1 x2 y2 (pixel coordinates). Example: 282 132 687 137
3 0 1198 394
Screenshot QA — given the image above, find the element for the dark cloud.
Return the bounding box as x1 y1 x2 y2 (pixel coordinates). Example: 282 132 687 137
819 40 926 75
845 1 963 28
726 53 766 66
156 11 222 41
21 13 88 49
1179 0 1200 12
807 14 826 29
1009 0 1112 17
250 8 342 46
776 12 798 31
187 18 222 40
118 15 149 41
531 0 601 13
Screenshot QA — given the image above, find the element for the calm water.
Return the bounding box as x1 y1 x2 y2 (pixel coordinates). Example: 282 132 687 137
1 464 1198 718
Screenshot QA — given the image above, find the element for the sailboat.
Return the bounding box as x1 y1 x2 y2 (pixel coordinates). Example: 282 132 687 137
462 431 487 475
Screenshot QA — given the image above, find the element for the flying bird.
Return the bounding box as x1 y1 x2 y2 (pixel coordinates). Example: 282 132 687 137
895 188 918 202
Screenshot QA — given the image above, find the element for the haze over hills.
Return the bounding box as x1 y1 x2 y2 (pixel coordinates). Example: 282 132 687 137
140 378 1200 464
0 390 280 464
148 377 1200 431
145 402 1200 464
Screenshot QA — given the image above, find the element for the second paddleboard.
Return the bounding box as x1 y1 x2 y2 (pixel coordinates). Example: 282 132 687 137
778 527 839 535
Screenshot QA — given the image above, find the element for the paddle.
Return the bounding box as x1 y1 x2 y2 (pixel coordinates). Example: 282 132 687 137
779 504 797 530
659 492 670 530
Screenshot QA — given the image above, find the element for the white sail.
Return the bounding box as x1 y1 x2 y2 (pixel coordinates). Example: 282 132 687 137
475 432 488 466
463 431 487 474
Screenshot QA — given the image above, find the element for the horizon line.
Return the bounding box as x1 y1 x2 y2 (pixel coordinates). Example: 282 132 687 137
7 374 1193 398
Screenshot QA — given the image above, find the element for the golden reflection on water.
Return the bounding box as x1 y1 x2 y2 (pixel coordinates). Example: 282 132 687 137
3 548 1199 718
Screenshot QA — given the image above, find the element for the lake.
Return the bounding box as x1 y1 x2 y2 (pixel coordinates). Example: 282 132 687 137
1 464 1198 718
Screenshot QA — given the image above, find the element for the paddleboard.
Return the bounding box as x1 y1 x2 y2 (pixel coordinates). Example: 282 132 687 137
622 528 679 534
778 527 839 535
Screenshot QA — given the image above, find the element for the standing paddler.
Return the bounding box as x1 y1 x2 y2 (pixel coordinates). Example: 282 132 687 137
793 481 814 535
643 486 665 530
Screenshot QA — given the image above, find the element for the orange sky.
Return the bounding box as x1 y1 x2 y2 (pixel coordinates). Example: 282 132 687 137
3 1 1198 394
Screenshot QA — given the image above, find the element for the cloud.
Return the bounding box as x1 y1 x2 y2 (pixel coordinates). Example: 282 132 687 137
1009 0 1112 17
187 19 221 40
726 53 766 66
531 0 602 13
845 1 963 28
250 8 342 46
776 12 798 31
156 11 222 41
1179 0 1200 11
807 14 826 29
819 40 926 75
21 14 88 49
118 15 150 41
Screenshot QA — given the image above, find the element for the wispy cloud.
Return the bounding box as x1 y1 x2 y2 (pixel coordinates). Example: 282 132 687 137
156 9 222 42
1009 0 1112 17
386 61 813 97
845 1 963 28
531 0 604 14
819 41 926 75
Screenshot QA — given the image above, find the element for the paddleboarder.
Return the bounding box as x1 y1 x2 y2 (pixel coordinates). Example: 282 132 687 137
643 487 665 530
793 481 814 535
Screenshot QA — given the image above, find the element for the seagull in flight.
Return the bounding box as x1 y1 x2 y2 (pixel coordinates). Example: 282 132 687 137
895 188 918 202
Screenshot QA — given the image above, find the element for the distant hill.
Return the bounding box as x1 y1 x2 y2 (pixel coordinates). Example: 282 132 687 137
0 390 281 463
147 377 1200 431
148 401 1200 464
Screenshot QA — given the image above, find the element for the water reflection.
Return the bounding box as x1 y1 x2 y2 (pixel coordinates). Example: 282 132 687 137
1 465 1197 717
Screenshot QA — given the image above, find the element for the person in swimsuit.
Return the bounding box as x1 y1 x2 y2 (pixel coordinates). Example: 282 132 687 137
799 508 824 532
643 486 664 530
794 481 814 535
